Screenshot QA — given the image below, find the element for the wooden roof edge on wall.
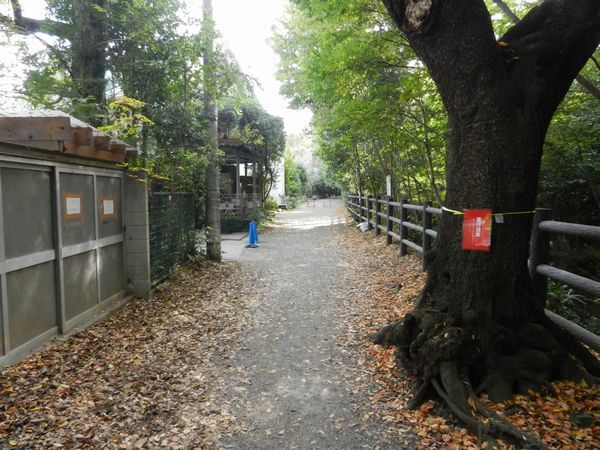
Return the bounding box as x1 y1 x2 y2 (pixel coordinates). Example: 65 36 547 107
0 110 137 164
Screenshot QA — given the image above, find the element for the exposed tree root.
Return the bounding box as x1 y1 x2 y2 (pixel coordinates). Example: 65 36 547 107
434 361 547 449
371 303 599 448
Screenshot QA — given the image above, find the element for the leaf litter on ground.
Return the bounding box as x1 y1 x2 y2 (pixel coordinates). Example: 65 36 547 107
0 261 259 449
1 218 597 449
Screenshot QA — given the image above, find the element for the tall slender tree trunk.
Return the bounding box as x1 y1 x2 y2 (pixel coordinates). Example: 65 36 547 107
71 0 106 113
374 0 600 446
352 143 364 195
203 0 221 262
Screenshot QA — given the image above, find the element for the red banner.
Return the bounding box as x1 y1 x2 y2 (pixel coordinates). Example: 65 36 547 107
462 209 492 251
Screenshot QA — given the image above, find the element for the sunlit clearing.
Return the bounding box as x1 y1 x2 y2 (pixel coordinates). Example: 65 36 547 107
270 214 347 230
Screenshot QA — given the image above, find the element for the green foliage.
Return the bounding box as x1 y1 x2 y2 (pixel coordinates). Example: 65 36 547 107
546 282 599 334
99 97 154 144
124 149 207 196
263 196 279 213
284 149 308 199
285 195 299 209
251 208 275 231
274 0 446 203
537 62 600 282
539 93 600 226
276 0 600 211
10 0 260 202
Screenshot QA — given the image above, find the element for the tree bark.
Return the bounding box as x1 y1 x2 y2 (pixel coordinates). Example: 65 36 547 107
374 0 600 445
492 0 600 102
203 0 222 262
2 0 107 121
71 0 107 112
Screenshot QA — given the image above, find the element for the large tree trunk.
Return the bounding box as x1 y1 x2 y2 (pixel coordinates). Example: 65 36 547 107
374 0 600 446
2 0 107 123
71 0 107 111
203 0 222 262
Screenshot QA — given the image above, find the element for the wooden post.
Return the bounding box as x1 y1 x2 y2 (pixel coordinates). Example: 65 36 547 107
358 194 362 220
529 208 552 305
367 196 373 230
399 199 408 256
422 202 432 271
375 195 381 236
386 196 393 245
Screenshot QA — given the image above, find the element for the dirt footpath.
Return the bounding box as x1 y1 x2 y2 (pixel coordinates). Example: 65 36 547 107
0 200 416 449
219 200 412 449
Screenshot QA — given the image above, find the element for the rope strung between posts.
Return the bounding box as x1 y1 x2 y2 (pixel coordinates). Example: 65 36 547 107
441 206 535 217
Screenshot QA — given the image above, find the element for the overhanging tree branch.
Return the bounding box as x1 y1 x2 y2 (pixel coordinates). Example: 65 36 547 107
1 0 69 41
493 0 600 101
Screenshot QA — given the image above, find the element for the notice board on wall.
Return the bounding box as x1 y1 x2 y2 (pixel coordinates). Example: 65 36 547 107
99 195 117 222
63 193 83 220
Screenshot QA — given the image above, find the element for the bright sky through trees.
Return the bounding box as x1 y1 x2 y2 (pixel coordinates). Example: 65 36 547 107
0 0 312 134
211 0 311 134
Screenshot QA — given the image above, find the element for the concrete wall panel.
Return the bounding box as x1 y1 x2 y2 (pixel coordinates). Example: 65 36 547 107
1 168 53 258
99 243 124 301
7 261 56 349
64 250 98 320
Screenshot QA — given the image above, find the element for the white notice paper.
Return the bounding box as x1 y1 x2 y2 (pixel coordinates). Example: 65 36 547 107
386 175 392 197
103 199 115 215
66 196 81 215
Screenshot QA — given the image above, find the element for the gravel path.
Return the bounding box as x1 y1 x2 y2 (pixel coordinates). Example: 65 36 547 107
220 200 394 449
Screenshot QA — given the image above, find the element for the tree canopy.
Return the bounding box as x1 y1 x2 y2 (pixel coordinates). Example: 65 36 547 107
1 0 285 202
274 0 599 208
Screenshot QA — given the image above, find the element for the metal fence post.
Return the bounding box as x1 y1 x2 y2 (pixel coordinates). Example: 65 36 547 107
422 202 432 271
375 195 381 236
399 199 408 256
386 196 393 245
367 196 373 230
529 208 552 304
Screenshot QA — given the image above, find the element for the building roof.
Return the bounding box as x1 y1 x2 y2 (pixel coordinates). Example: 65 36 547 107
219 138 263 164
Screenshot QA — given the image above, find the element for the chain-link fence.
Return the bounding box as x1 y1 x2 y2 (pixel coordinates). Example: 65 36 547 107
149 192 196 284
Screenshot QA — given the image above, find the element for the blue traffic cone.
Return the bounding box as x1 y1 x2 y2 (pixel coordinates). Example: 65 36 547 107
246 221 259 248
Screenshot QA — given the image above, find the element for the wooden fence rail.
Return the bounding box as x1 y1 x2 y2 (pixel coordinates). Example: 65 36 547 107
344 194 600 350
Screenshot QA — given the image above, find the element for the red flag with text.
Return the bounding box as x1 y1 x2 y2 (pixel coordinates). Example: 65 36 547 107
462 209 492 251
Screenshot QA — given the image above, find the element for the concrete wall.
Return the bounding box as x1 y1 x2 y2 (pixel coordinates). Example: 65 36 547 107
0 145 152 367
124 173 151 298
